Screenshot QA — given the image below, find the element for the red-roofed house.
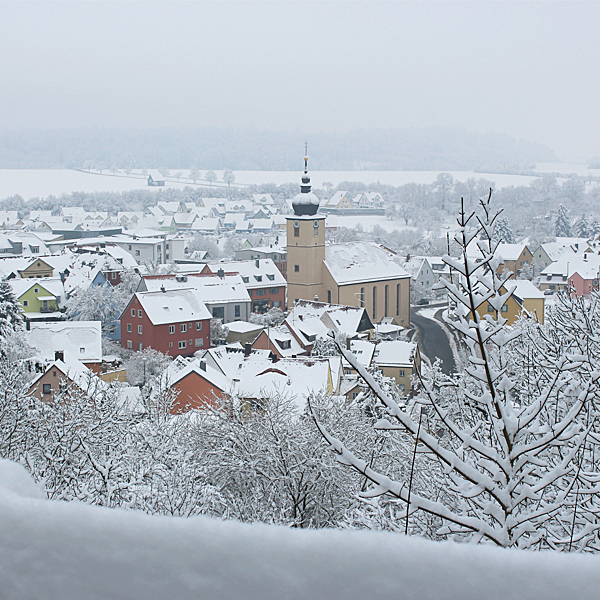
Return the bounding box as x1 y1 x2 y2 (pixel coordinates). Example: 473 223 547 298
120 288 212 356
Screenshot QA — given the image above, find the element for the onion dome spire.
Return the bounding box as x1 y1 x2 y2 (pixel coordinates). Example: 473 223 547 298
292 142 320 216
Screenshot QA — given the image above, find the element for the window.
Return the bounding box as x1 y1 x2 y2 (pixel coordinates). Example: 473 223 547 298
267 274 275 281
189 339 193 346
399 369 405 378
195 338 203 347
135 250 140 256
384 285 389 317
269 287 279 294
294 265 299 272
127 323 132 333
294 227 299 237
79 348 85 354
138 325 143 334
279 339 291 349
212 307 225 320
256 289 267 296
22 300 28 307
53 371 57 377
273 300 282 308
127 340 132 349
501 305 508 313
372 286 377 320
138 310 142 318
34 288 39 294
166 243 169 249
242 276 249 283
196 322 202 330
181 324 187 333
178 340 187 349
487 305 495 313
128 245 132 250
360 287 365 308
235 305 240 318
111 272 117 280
254 275 262 282
396 284 400 316
169 325 175 334
138 342 143 351
328 290 332 303
169 342 173 348
249 290 253 296
131 309 135 317
42 383 51 395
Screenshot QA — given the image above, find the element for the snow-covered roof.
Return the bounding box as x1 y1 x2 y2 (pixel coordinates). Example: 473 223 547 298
506 280 545 300
226 321 264 334
495 243 529 262
207 259 286 289
135 289 212 325
324 242 409 285
286 299 373 338
541 254 600 277
348 339 376 367
28 321 103 364
372 340 418 368
141 273 251 305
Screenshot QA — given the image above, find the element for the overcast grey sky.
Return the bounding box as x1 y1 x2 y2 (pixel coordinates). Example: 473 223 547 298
1 1 599 161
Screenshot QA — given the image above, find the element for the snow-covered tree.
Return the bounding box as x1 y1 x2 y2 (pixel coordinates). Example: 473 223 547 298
313 192 600 550
555 204 572 237
123 347 173 388
210 318 229 346
205 170 217 186
493 216 515 244
249 307 285 327
0 280 23 340
575 213 589 239
65 284 125 336
591 217 600 237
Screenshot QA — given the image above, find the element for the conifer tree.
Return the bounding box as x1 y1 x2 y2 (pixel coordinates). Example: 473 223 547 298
0 281 23 339
494 216 515 244
575 213 589 238
555 204 572 237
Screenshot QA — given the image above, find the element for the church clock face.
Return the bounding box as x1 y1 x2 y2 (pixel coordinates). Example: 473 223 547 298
313 220 319 228
294 220 299 228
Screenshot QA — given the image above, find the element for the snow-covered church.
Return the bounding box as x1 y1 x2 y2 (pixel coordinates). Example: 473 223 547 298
286 153 411 327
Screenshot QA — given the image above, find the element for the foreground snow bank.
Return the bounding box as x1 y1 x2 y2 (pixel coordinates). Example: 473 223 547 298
0 460 598 600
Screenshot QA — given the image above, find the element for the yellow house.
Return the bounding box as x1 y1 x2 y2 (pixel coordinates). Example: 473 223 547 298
18 257 54 279
9 278 65 318
478 280 545 325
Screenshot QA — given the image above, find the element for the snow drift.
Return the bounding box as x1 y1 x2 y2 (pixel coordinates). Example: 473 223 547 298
0 459 598 600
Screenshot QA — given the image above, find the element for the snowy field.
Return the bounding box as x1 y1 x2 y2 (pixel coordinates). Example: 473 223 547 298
534 162 600 176
1 459 598 600
0 168 545 202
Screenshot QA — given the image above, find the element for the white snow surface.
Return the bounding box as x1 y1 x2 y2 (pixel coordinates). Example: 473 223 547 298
0 169 540 201
1 459 599 600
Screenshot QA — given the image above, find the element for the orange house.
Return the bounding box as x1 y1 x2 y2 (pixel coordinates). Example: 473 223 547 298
165 361 230 413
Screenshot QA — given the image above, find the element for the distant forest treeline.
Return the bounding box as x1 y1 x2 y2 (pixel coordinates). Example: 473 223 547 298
0 127 557 172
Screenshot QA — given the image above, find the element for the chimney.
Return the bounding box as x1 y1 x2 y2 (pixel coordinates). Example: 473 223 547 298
161 285 166 293
244 342 252 357
346 337 351 351
199 360 206 372
55 350 64 361
269 351 278 363
314 295 319 302
217 268 225 279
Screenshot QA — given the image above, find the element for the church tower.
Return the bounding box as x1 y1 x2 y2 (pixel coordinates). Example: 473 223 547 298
286 146 326 307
